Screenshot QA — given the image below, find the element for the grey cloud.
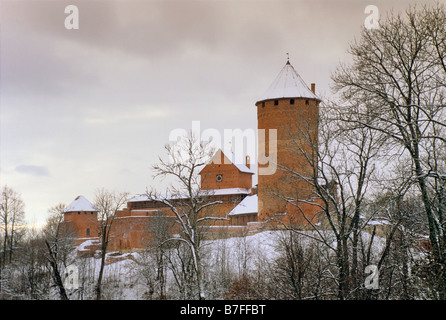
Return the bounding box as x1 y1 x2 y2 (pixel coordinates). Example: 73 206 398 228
15 165 51 177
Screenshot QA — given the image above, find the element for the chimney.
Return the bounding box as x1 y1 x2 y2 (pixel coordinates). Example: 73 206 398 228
311 83 316 94
245 155 250 169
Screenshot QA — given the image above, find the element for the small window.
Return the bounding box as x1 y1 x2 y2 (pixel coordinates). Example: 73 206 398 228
305 99 309 105
216 174 223 182
86 228 90 236
262 102 265 108
290 99 294 105
274 100 279 106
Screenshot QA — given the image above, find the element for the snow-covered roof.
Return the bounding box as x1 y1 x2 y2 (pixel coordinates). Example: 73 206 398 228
221 149 254 174
228 194 258 215
64 195 98 212
256 60 320 103
200 149 254 174
128 188 252 202
206 188 252 196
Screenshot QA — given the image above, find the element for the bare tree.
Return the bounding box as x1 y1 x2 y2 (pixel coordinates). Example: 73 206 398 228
331 3 446 299
145 133 227 299
272 100 388 299
0 185 25 296
42 203 77 300
93 189 129 300
0 185 25 267
141 210 176 299
9 227 50 299
271 230 315 299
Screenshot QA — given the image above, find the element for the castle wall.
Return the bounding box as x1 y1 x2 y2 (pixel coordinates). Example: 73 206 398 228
283 199 323 227
229 213 257 226
108 214 177 251
66 195 252 252
106 193 247 251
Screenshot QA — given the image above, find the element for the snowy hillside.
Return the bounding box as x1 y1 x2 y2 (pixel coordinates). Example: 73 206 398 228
66 229 389 300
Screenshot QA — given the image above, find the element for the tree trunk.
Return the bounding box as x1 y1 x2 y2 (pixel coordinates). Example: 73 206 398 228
45 240 69 300
96 231 107 300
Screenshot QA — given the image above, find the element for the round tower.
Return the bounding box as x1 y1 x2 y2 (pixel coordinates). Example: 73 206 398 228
63 195 99 239
256 60 320 221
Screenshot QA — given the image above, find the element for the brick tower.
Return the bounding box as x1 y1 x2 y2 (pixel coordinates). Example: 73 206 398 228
63 195 99 240
256 59 320 221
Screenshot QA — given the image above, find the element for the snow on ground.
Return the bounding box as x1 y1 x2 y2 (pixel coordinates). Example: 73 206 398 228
70 229 388 299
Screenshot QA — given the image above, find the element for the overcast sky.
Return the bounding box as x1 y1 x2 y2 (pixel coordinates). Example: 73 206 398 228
0 0 439 226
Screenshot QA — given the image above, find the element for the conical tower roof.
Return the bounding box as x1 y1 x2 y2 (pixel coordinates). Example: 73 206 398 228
256 60 320 103
64 195 97 212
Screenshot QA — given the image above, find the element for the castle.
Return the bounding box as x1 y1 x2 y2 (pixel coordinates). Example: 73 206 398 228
63 60 322 252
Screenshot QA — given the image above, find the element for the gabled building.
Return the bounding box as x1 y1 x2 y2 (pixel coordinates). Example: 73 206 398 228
199 148 254 190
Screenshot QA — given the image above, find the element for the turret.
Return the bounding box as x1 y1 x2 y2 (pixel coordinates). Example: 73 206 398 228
63 195 99 238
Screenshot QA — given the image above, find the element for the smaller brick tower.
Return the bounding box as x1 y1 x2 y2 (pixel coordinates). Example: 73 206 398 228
63 195 99 240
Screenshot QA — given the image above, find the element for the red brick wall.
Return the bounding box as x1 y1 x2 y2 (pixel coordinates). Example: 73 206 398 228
108 213 177 251
63 211 99 238
201 164 253 190
106 193 247 251
256 97 319 221
200 149 253 190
